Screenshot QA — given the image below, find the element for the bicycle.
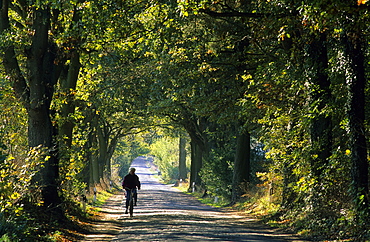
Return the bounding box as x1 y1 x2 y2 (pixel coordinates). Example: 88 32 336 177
125 188 136 217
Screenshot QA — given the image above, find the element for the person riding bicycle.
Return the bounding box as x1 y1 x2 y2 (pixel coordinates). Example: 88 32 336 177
122 167 141 214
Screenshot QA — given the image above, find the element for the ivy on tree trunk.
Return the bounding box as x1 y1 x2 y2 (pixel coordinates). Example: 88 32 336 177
342 28 369 220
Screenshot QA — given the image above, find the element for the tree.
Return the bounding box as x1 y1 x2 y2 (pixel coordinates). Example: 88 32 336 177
1 2 67 210
178 132 188 181
306 32 333 211
177 0 369 232
0 0 155 212
341 9 369 220
231 128 251 203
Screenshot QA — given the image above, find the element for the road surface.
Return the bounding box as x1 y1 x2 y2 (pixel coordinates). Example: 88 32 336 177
82 156 306 241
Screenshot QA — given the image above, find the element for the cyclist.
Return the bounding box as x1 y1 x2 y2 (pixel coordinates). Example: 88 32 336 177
122 167 141 214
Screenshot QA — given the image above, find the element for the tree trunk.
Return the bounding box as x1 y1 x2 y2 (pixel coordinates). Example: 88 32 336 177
232 130 251 203
1 2 83 213
106 136 119 180
59 50 80 149
189 140 203 191
181 114 206 192
343 29 369 218
1 3 65 211
97 123 108 182
307 33 332 209
28 106 61 207
91 154 100 188
90 117 100 186
86 137 95 188
179 134 187 181
25 8 62 209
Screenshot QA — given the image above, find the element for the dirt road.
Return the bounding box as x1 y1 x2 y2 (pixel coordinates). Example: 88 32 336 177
81 156 306 242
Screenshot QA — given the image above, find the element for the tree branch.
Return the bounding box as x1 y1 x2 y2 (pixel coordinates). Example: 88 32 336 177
0 0 30 108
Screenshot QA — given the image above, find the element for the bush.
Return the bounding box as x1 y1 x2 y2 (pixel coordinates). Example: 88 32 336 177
200 149 233 199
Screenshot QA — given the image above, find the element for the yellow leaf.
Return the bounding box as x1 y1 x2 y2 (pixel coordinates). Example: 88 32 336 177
6 155 15 161
358 0 367 5
10 192 20 200
15 207 23 215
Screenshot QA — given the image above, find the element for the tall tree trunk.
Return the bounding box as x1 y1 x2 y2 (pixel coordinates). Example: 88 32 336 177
23 7 62 209
57 3 82 150
179 134 187 181
343 29 369 218
1 1 82 212
232 130 251 203
307 33 332 209
28 105 61 207
85 135 95 188
181 114 206 192
97 123 108 183
59 50 80 149
106 136 119 181
96 120 121 187
90 116 100 187
189 140 203 191
1 3 69 211
91 154 100 188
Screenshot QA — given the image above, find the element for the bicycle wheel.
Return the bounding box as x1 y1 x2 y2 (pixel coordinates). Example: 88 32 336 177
129 197 134 217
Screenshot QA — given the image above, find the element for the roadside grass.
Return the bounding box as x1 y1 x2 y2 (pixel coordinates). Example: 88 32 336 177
84 188 120 216
174 181 230 208
170 180 281 213
90 190 115 207
43 189 119 242
47 188 121 241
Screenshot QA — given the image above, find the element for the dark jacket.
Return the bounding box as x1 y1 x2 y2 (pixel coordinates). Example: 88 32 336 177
122 173 141 190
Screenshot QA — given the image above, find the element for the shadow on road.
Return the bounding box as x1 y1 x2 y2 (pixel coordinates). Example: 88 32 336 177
82 156 307 242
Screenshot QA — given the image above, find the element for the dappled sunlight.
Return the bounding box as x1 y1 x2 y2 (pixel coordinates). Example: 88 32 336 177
108 157 305 241
82 157 306 241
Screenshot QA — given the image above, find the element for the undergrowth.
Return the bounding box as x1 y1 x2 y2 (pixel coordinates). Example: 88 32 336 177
0 187 119 242
176 181 370 241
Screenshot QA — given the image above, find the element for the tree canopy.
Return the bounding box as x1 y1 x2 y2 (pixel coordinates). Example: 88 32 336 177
1 0 370 241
